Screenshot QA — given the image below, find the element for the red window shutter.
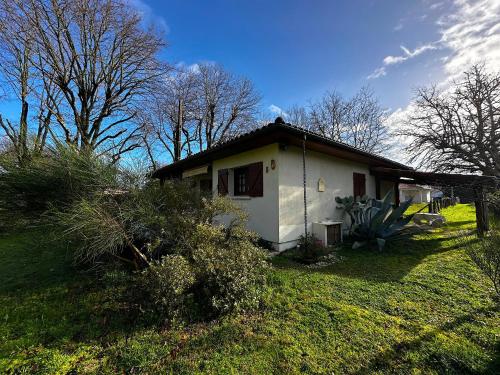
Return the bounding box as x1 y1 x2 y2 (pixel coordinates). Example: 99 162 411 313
247 162 263 197
218 169 228 196
353 173 366 198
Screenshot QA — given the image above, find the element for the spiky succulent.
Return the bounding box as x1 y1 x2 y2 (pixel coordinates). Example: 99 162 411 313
336 191 413 251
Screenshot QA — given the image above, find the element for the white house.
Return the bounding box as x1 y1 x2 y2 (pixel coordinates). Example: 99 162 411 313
152 118 411 251
399 183 434 203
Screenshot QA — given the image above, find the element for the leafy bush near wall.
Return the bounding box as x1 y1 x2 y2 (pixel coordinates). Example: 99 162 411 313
137 220 268 322
141 255 197 323
1 146 268 323
295 234 330 263
59 182 269 322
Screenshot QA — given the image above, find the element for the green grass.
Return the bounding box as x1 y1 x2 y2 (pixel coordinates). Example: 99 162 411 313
1 204 499 374
405 202 428 216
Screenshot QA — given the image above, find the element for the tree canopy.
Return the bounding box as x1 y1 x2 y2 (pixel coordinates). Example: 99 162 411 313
401 64 500 177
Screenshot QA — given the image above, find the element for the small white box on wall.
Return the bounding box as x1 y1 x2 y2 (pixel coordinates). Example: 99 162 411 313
312 221 343 246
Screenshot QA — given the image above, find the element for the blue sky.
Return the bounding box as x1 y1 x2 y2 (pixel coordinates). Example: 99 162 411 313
1 0 498 162
137 0 499 118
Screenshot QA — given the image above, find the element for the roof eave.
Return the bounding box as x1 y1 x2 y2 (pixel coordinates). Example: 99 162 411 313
152 123 412 179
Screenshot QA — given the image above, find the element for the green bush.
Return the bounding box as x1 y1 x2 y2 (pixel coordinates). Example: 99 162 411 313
137 216 268 322
295 234 329 264
189 223 268 316
58 178 268 322
0 146 118 227
458 228 500 297
141 255 197 322
1 146 269 323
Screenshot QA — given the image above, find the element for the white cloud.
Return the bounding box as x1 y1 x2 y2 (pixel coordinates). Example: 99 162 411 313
368 44 437 79
383 44 437 66
382 103 425 165
384 0 500 83
393 22 404 31
382 0 500 165
127 0 170 34
383 55 407 65
438 0 500 82
176 62 201 74
268 104 287 117
367 67 387 80
430 2 445 10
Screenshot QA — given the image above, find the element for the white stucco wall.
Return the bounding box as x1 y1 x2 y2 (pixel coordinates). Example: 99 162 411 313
277 146 377 249
211 144 280 243
209 142 400 251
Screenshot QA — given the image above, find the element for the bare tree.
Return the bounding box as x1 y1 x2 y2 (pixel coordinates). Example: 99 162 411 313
309 90 348 140
401 64 500 177
286 105 311 130
0 0 54 164
136 67 199 166
305 87 390 153
10 0 167 162
137 63 260 166
194 63 260 150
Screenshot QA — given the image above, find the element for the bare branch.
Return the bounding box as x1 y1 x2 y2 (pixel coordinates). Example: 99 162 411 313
399 64 500 177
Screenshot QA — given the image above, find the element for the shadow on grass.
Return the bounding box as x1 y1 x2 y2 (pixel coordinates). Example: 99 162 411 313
273 228 475 282
443 219 476 229
354 305 499 374
0 230 152 355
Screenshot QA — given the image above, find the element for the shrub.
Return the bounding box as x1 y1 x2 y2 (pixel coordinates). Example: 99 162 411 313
295 234 329 263
487 190 500 218
58 177 268 322
2 146 269 323
458 229 500 297
141 255 196 322
337 191 413 251
133 213 267 322
189 223 268 316
0 146 118 226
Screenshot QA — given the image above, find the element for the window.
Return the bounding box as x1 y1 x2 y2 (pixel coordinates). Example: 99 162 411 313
229 162 264 197
218 169 229 196
353 172 366 198
234 167 249 195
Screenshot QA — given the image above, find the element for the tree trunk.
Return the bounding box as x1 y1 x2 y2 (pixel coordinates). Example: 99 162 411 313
174 99 183 161
474 188 489 237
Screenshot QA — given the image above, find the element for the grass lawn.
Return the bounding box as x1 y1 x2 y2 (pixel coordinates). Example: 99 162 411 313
1 204 499 374
405 202 428 216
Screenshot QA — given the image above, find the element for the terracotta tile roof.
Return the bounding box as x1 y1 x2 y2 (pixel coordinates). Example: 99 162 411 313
152 119 412 178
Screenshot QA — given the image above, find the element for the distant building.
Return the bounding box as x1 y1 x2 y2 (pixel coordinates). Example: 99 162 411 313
399 183 436 203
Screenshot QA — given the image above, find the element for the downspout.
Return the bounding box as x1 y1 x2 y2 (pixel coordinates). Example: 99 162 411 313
302 132 308 247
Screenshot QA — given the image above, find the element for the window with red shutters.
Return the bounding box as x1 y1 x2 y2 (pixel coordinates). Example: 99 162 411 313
217 169 228 196
247 162 263 197
232 162 263 197
234 167 249 195
353 172 366 198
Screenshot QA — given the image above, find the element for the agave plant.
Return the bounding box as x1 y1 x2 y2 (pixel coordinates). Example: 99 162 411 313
335 194 370 230
350 191 413 251
336 191 413 251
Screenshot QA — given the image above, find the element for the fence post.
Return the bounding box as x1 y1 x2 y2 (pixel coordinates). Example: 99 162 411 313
474 187 489 238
